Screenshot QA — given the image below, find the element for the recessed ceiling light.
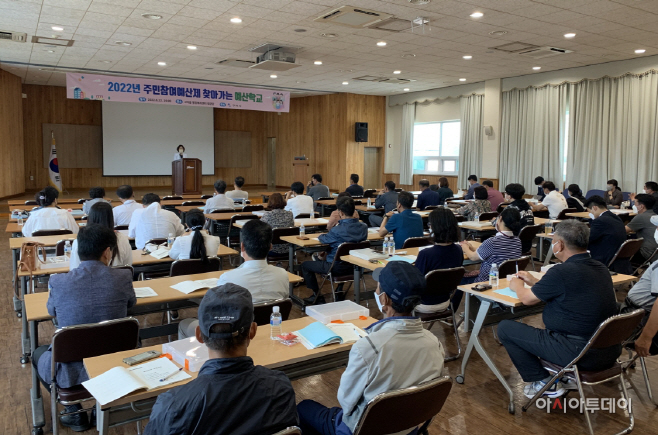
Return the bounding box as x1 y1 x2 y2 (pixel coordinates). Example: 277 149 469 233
187 45 197 50
489 30 507 36
377 41 387 47
321 33 338 38
342 81 349 85
270 74 277 78
470 12 484 18
141 13 162 20
314 60 323 65
100 60 112 63
408 0 430 5
45 49 55 53
51 26 64 31
393 70 401 74
459 78 466 81
403 88 410 91
401 53 416 58
338 69 354 73
115 41 132 46
564 33 576 38
635 49 646 54
157 61 166 66
463 55 472 60
533 66 541 70
296 81 306 84
230 17 242 23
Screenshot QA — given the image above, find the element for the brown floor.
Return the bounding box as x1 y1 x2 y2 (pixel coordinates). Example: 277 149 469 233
3 204 658 434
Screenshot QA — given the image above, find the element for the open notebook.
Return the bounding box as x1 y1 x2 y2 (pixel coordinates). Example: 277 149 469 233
294 322 367 350
82 358 191 406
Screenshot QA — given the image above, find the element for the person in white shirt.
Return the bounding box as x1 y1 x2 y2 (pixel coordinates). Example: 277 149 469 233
205 179 236 211
112 185 142 226
173 144 187 161
532 181 567 219
178 219 289 339
129 193 185 249
284 181 314 217
225 176 249 201
169 209 221 260
22 186 79 237
70 202 132 270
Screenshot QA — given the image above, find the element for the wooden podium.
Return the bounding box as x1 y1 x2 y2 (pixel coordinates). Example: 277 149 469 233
293 160 309 183
172 158 202 195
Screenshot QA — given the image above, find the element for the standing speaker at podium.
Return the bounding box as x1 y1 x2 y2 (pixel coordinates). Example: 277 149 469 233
173 144 188 161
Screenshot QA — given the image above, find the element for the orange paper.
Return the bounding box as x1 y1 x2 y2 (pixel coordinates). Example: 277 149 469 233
330 320 345 324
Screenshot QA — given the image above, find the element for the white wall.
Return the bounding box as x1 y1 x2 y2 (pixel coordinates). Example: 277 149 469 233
482 79 501 179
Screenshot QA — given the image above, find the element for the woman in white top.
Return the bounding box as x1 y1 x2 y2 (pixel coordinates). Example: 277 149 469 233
169 209 220 260
22 186 79 237
70 202 133 270
173 144 187 161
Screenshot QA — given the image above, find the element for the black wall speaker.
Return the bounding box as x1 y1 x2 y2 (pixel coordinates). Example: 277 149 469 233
355 122 368 142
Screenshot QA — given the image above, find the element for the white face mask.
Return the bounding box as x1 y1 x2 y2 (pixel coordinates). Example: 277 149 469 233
643 189 648 194
632 205 638 214
551 241 561 256
607 185 613 191
588 212 595 220
654 230 658 245
375 291 385 313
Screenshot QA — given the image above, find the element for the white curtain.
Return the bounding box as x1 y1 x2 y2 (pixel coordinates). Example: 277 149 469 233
499 85 567 192
567 72 658 193
399 103 415 186
458 94 484 187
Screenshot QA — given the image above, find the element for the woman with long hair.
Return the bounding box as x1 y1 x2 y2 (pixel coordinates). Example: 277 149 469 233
22 186 79 237
169 209 220 261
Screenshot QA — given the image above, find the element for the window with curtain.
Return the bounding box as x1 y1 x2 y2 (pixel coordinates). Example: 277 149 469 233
412 121 460 175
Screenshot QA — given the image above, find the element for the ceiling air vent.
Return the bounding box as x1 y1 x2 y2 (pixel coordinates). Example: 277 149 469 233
369 18 413 32
518 46 573 59
0 30 28 42
315 6 393 28
215 59 256 68
490 41 539 53
31 35 74 47
354 75 416 84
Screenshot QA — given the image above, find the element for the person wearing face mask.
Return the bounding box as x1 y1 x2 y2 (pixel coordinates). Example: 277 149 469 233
625 194 657 263
630 181 658 215
497 220 620 400
531 181 567 219
604 178 623 208
566 184 586 212
173 144 187 161
297 261 445 435
584 195 629 273
178 219 289 339
503 183 535 253
31 224 136 432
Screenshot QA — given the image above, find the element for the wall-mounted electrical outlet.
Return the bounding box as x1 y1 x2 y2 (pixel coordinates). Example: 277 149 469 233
30 175 34 180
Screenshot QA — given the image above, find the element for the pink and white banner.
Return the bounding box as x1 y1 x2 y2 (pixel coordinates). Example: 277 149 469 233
66 73 289 112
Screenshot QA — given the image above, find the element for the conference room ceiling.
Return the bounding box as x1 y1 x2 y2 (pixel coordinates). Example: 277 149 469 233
1 0 657 96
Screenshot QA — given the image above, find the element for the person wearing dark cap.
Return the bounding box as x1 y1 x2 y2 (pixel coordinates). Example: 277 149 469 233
144 284 299 435
297 262 445 435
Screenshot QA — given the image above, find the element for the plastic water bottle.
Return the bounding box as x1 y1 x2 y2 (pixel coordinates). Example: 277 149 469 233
382 236 389 254
299 223 305 237
367 197 372 208
167 233 175 249
64 240 72 258
544 220 553 235
489 263 499 287
270 306 282 340
17 215 23 226
389 237 395 256
474 212 480 222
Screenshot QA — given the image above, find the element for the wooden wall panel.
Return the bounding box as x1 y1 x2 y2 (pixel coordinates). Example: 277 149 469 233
0 70 25 198
42 124 102 168
214 131 251 168
345 94 386 188
382 173 499 192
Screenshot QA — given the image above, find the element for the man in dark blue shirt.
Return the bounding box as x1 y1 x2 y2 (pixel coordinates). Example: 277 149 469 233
498 220 620 399
302 197 368 305
345 173 364 197
535 176 546 201
584 195 628 273
464 175 481 200
379 191 424 248
416 179 441 210
369 181 399 226
145 283 299 435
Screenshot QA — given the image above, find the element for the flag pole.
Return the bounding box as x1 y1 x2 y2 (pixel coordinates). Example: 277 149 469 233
48 131 67 194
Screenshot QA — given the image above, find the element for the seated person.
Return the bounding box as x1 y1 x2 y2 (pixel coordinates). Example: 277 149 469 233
82 186 111 215
22 186 79 237
482 180 505 211
378 191 424 249
178 220 290 339
345 173 364 197
368 181 399 227
456 186 491 220
301 197 367 305
436 177 453 205
326 193 359 230
464 174 480 200
498 220 620 398
605 179 623 208
626 194 657 262
261 193 294 255
169 209 220 260
621 215 658 357
146 284 298 435
534 176 545 201
306 173 331 201
416 178 441 210
531 181 567 219
69 202 133 270
128 193 185 249
285 181 315 217
566 184 586 212
297 262 444 435
205 179 236 211
33 224 135 431
631 181 658 214
503 183 535 253
584 195 628 272
225 175 249 201
415 208 463 313
112 184 142 226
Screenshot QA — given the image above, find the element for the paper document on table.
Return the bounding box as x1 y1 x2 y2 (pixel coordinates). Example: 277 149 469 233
194 278 218 288
149 247 170 259
252 210 266 217
387 255 417 263
494 287 519 299
528 271 545 280
418 245 433 251
326 323 367 343
128 357 190 390
315 218 329 223
134 287 158 298
171 281 208 294
368 227 380 233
